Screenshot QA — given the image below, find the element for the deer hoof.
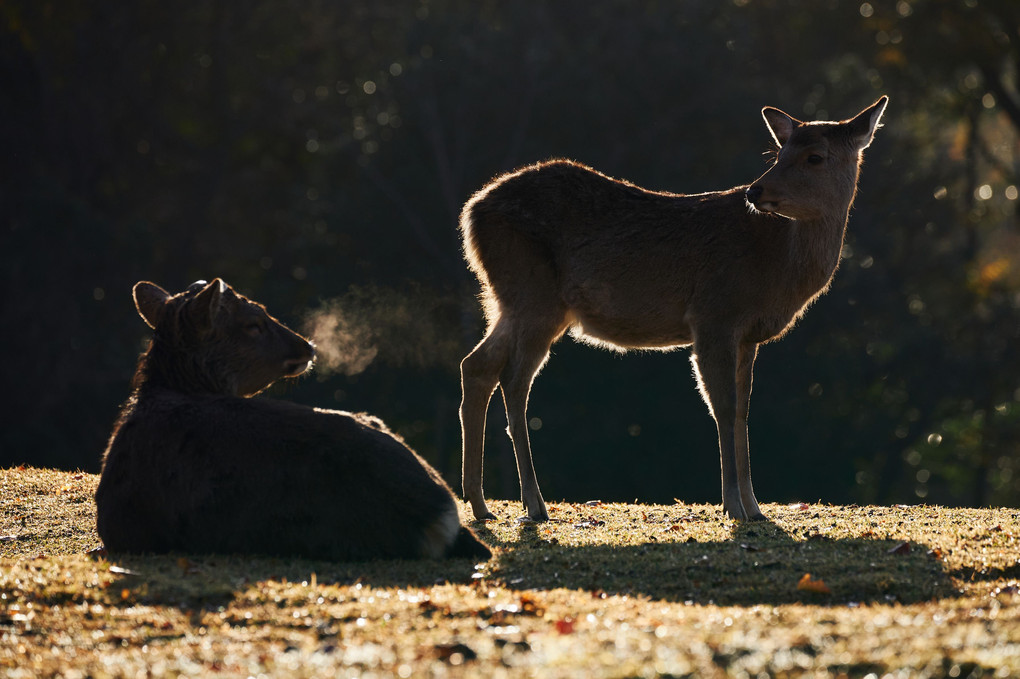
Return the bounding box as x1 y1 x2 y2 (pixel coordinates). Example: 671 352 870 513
471 506 498 521
722 505 745 520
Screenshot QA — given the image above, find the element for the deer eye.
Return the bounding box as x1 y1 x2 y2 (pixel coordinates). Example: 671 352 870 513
244 321 265 337
807 154 824 165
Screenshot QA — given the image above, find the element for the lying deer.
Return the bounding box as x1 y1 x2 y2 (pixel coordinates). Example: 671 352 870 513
96 279 491 560
459 97 888 522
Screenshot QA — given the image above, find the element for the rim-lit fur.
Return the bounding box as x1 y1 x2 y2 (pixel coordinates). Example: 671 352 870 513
96 279 491 561
458 98 887 522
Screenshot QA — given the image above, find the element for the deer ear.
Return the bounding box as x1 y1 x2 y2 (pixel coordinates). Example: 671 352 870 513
762 107 798 146
849 96 889 150
133 281 170 329
190 278 230 331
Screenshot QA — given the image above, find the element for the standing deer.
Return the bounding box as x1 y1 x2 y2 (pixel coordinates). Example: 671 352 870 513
96 278 491 561
459 97 888 522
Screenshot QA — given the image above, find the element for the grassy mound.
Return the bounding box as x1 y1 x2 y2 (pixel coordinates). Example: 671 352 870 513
2 466 1018 677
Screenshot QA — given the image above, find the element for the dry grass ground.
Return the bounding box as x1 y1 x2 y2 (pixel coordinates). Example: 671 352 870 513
1 466 1019 677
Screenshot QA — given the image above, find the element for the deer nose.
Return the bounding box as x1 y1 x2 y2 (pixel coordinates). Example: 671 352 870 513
745 186 763 204
284 356 312 376
283 342 316 376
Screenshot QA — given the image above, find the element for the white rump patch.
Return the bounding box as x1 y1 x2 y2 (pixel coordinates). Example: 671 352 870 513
420 504 460 558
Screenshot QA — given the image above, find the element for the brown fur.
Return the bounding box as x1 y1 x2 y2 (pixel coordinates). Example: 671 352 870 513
458 98 888 521
96 279 491 560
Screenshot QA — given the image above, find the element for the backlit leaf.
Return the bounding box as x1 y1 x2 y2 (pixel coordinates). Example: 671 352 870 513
888 541 911 555
554 617 576 634
797 573 831 594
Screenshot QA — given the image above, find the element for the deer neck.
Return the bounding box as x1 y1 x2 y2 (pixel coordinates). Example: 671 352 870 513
787 206 851 293
133 341 235 397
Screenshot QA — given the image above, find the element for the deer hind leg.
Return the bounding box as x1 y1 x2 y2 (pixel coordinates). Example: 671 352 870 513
460 321 512 520
498 317 567 522
735 343 765 521
691 334 747 520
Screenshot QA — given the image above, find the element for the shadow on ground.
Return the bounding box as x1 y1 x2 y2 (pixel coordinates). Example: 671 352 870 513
96 516 958 611
100 551 485 610
470 518 957 607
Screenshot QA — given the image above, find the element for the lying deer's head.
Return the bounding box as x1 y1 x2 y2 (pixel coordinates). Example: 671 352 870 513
132 279 315 396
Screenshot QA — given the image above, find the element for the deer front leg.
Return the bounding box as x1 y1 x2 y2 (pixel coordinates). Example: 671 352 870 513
500 388 550 522
499 336 555 522
691 335 746 520
735 342 765 521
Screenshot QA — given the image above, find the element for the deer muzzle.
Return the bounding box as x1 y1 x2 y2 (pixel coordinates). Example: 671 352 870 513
744 185 778 213
283 342 316 377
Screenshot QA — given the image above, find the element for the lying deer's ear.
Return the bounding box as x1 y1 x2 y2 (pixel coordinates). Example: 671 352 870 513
133 281 170 329
190 278 230 331
762 107 799 147
849 96 889 150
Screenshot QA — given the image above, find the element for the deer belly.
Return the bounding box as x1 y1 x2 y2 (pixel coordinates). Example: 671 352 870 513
568 309 693 351
561 276 694 349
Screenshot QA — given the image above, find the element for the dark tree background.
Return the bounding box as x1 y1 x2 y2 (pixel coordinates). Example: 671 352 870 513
4 0 1019 509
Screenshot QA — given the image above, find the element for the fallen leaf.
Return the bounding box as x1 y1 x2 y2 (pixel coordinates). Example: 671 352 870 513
554 617 576 634
483 604 517 625
584 500 603 507
418 598 452 617
740 543 760 552
788 503 810 511
927 547 944 560
797 573 831 594
177 557 200 574
434 642 477 664
573 517 605 529
888 541 911 555
108 565 142 577
493 638 531 653
0 535 18 542
519 593 544 617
